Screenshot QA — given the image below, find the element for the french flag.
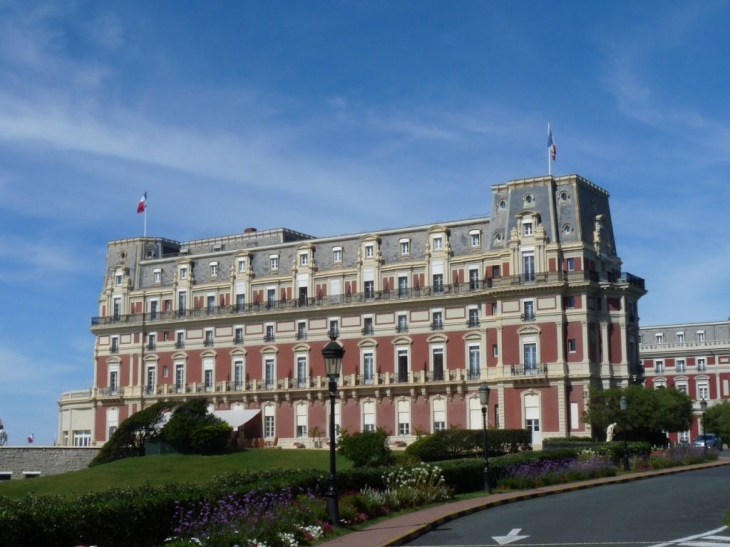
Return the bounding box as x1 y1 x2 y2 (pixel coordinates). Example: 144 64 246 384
27 433 34 444
547 125 557 161
137 192 147 214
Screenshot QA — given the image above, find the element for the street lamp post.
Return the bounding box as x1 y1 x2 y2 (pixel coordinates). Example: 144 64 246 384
479 383 491 494
620 395 629 472
700 398 708 457
322 332 346 527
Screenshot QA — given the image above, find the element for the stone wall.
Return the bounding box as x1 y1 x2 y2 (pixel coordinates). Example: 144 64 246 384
0 447 100 480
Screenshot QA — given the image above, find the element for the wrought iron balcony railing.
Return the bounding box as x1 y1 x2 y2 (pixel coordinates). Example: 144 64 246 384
295 332 307 340
521 313 536 322
263 334 275 343
395 324 409 333
361 326 374 335
467 318 480 328
146 342 156 351
203 339 214 347
95 269 644 327
510 363 548 376
233 336 244 345
430 321 444 331
174 341 185 349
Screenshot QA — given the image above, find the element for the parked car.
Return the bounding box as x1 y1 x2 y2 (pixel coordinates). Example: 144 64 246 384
692 434 723 450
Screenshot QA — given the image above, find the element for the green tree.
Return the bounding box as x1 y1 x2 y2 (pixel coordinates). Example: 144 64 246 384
704 401 730 443
162 398 232 454
336 427 394 467
89 401 176 467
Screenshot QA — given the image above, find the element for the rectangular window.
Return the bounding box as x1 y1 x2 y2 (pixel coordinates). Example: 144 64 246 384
238 259 246 273
697 331 705 343
115 273 123 286
469 268 479 290
363 401 375 431
362 317 374 335
265 324 275 342
566 296 576 309
267 288 276 308
113 297 121 320
234 361 244 390
397 314 408 333
398 400 410 435
146 366 156 395
175 364 185 393
567 258 575 271
524 343 537 371
265 359 275 389
235 293 245 312
676 359 686 372
433 237 443 250
523 300 535 321
523 253 535 282
698 383 709 401
432 348 444 381
204 330 214 347
180 267 188 280
523 222 533 236
363 352 374 385
433 399 446 431
655 359 664 373
431 311 443 330
333 248 342 263
656 333 664 344
568 339 577 353
329 319 339 338
676 383 688 394
432 273 444 293
468 308 480 327
296 321 307 340
400 240 410 255
207 295 215 314
470 231 480 247
153 269 161 283
210 263 218 277
365 245 374 258
398 276 408 297
109 370 119 394
150 300 158 320
468 346 480 380
364 280 375 300
147 333 156 350
270 256 278 270
397 349 409 383
73 430 92 447
234 327 244 345
296 405 307 438
297 356 308 388
178 291 187 317
204 368 214 392
264 416 275 438
300 253 308 266
698 357 707 371
110 336 119 353
676 332 684 344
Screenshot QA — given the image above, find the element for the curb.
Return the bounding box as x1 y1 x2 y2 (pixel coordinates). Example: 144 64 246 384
382 459 730 546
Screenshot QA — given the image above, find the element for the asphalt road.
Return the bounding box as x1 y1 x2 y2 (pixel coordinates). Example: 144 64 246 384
407 465 730 547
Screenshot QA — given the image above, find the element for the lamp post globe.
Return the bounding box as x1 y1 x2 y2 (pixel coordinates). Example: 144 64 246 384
321 332 345 526
479 383 491 494
620 394 629 472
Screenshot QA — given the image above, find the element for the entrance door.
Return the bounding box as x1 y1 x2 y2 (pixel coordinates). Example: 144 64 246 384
524 393 541 447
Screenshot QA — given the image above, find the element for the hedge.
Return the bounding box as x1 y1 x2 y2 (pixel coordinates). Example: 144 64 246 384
543 438 651 463
0 449 581 547
405 428 531 462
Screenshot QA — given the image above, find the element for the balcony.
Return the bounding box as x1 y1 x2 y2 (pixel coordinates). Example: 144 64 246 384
467 318 480 328
233 336 244 345
511 363 548 376
92 269 620 329
203 339 215 347
175 340 185 349
361 326 374 336
143 385 156 395
395 324 409 334
327 329 339 339
99 387 124 397
521 313 536 322
295 332 307 341
467 369 480 380
263 334 276 343
110 345 119 354
430 321 444 331
146 342 156 351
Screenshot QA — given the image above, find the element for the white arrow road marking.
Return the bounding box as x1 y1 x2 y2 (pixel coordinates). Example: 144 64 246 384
648 526 729 547
493 528 530 545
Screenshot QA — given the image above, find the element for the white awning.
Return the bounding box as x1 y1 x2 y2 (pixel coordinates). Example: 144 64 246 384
212 409 261 429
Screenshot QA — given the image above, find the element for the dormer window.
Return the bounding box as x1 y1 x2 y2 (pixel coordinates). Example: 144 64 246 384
498 199 507 211
469 230 481 248
209 262 218 277
523 221 533 236
299 253 308 266
180 267 188 280
237 259 246 273
153 269 161 283
332 247 342 263
524 193 534 206
115 273 123 286
365 244 374 258
270 255 279 271
400 238 410 256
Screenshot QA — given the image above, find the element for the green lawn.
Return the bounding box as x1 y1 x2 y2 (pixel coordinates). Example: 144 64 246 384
0 449 352 499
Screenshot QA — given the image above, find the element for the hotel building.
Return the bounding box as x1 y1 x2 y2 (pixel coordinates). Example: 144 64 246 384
59 174 646 448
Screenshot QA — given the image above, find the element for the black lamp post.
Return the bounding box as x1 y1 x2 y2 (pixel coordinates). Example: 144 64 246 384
700 398 708 457
322 332 345 527
620 395 629 472
479 383 491 494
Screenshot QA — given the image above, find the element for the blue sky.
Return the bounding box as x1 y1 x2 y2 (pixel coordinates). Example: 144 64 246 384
1 1 729 445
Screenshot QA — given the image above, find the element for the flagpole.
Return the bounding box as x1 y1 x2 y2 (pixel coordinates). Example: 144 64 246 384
548 123 552 177
144 207 147 237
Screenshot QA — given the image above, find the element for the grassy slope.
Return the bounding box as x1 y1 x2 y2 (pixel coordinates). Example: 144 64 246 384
0 449 352 499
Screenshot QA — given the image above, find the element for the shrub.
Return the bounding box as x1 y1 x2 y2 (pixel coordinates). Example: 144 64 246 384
89 401 176 467
163 399 232 454
405 429 531 462
337 428 394 468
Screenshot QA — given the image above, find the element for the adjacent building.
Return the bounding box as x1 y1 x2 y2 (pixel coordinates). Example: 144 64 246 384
641 320 730 443
58 174 647 448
